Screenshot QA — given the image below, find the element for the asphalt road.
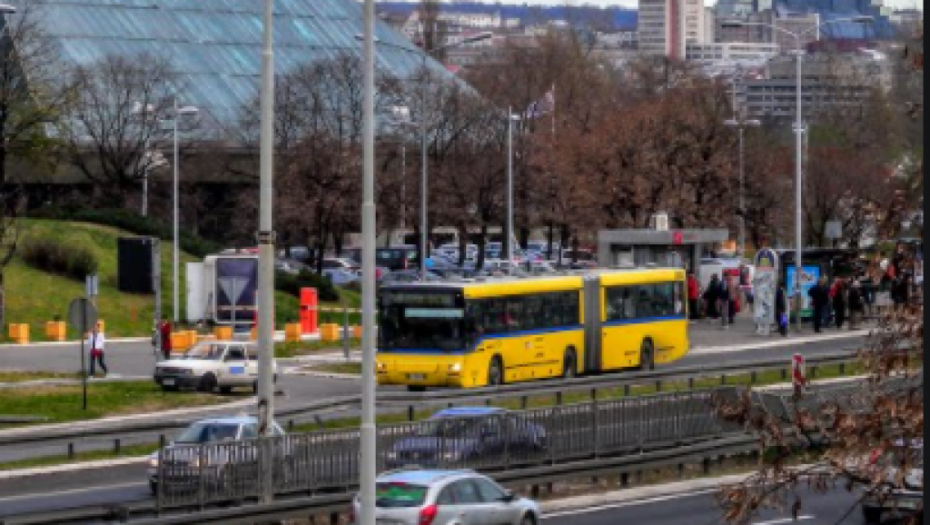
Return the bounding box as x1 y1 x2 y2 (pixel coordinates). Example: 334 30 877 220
543 486 870 525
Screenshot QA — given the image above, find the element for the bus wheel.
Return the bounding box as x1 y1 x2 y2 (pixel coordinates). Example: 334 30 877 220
638 340 655 371
488 357 504 386
562 350 577 379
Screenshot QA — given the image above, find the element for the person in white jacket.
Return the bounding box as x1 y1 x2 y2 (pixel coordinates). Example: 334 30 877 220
87 323 108 377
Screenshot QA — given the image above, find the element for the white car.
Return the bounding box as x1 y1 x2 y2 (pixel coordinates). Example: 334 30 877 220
153 341 277 394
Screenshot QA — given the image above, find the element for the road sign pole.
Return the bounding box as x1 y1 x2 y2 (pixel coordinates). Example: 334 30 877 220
69 297 97 411
80 335 87 410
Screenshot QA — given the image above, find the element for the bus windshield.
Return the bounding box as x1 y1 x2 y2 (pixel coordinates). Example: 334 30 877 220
379 291 465 351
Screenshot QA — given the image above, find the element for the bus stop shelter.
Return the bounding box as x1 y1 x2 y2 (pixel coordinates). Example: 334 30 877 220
597 229 729 272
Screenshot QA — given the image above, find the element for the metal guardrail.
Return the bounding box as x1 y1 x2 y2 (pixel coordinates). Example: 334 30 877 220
153 387 744 510
0 348 862 456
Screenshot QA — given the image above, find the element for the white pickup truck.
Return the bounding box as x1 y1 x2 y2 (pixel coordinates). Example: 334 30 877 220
153 341 277 394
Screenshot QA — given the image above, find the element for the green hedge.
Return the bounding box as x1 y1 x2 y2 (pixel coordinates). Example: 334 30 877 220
21 237 99 281
29 206 222 258
276 269 339 302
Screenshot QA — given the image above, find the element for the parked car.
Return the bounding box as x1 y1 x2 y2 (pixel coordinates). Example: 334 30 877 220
153 341 277 394
384 407 547 469
146 415 286 495
525 260 558 275
342 247 417 271
560 249 596 269
322 257 361 272
349 469 541 525
323 268 361 285
380 269 443 285
275 258 302 275
861 439 923 524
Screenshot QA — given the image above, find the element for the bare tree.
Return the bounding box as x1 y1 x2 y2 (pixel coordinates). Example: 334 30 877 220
0 0 73 326
65 52 177 204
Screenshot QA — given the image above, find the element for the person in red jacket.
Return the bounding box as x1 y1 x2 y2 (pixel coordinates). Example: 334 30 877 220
687 272 700 320
158 317 173 361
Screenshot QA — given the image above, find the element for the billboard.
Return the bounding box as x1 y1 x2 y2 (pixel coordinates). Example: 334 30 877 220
786 265 820 318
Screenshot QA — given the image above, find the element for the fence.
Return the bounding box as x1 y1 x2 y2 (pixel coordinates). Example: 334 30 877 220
157 387 744 510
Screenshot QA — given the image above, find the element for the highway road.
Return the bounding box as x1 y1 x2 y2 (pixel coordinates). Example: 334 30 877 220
543 486 870 525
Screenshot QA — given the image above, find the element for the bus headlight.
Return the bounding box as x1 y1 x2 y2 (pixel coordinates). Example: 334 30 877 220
448 363 462 373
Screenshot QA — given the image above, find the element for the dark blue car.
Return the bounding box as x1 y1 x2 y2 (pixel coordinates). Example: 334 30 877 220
384 407 547 469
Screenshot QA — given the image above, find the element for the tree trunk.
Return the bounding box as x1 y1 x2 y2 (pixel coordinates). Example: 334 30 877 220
457 224 468 267
477 224 488 270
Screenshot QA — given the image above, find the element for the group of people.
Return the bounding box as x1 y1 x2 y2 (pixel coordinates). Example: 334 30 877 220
806 276 867 333
687 272 742 329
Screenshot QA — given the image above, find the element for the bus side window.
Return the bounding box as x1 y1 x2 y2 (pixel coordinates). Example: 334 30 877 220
505 296 525 332
486 299 506 334
524 295 542 331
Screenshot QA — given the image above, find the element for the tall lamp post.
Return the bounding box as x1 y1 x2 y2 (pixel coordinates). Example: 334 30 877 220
723 117 760 260
256 0 276 505
168 100 199 324
356 32 492 278
506 110 521 274
721 15 873 329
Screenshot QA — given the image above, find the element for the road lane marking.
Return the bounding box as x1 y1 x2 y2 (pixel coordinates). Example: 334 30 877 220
542 488 719 519
752 516 814 525
0 481 149 503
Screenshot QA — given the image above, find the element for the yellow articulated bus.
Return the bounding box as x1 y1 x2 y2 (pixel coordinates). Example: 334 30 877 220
376 268 689 390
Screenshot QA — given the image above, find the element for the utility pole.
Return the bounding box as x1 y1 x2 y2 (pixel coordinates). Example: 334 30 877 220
257 0 276 504
360 0 378 523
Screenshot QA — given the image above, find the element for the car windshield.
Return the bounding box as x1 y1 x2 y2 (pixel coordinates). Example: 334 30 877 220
183 343 225 360
375 482 428 508
415 417 482 438
175 423 239 444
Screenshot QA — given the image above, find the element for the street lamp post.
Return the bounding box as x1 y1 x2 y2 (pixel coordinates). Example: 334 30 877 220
724 117 761 260
256 0 276 505
721 15 872 330
360 0 377 523
170 100 199 324
356 32 492 278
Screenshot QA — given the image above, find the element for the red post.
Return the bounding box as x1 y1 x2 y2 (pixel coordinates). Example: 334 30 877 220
300 288 318 334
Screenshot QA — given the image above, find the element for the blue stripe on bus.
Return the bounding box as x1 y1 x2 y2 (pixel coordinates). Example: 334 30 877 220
378 325 584 356
603 315 686 326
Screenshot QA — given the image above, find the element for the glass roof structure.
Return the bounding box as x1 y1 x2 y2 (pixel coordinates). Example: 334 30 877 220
16 0 445 132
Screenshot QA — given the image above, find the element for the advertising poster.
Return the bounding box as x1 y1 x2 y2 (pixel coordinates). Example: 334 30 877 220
786 265 820 317
752 249 779 327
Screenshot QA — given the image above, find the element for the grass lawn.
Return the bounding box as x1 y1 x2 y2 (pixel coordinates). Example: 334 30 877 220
0 443 158 471
275 339 361 358
3 219 361 342
0 371 82 383
0 381 233 426
302 362 362 374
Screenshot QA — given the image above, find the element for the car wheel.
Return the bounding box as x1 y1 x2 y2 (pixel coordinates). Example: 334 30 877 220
198 373 218 393
488 357 504 386
862 506 883 524
562 349 577 379
219 386 233 394
407 385 426 392
637 340 655 371
520 513 537 525
149 480 158 496
252 381 259 394
161 385 179 392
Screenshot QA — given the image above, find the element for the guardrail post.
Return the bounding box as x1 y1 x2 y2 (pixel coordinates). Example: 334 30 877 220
407 406 415 422
330 512 339 524
678 463 685 478
839 362 846 375
114 438 121 454
750 371 757 385
623 384 630 397
702 457 711 474
720 374 726 386
655 380 662 392
688 377 694 390
781 368 787 381
621 472 629 486
520 396 527 410
68 443 75 459
531 484 540 498
592 397 600 457
811 366 818 379
159 434 166 448
197 445 206 511
556 392 563 406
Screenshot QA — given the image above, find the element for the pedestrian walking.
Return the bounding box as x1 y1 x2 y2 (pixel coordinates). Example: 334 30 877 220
703 274 720 320
848 280 864 329
830 277 847 329
687 272 700 321
86 322 108 377
158 317 173 361
808 277 830 333
774 285 789 337
726 275 739 326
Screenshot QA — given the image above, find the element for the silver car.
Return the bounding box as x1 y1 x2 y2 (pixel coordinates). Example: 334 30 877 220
350 469 540 525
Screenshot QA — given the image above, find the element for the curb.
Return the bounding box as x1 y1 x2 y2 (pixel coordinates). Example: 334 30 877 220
0 375 149 389
0 457 148 480
690 329 868 355
285 368 360 381
0 337 150 350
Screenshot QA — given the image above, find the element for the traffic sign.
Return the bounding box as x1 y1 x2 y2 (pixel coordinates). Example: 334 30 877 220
68 297 98 334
